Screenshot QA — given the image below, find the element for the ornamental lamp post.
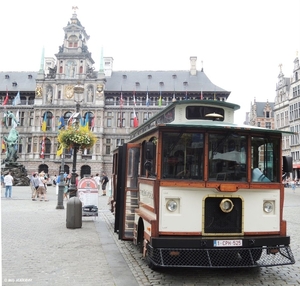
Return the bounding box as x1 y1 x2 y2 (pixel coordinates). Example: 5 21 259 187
56 146 65 210
68 83 84 198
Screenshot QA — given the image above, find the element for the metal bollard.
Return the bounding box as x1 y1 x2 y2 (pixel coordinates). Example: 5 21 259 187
66 197 82 229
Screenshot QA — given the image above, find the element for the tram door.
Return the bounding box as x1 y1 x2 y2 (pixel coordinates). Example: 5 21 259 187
115 143 140 240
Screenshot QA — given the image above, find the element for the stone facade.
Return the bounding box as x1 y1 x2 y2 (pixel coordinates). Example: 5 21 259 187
0 11 230 179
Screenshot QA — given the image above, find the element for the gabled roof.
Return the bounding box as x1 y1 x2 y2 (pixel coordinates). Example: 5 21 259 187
255 102 275 117
105 70 230 94
0 72 38 92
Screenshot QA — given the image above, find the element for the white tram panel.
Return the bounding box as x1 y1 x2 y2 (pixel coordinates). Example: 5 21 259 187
159 187 280 233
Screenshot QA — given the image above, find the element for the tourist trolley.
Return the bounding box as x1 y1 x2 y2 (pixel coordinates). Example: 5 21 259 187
112 100 295 269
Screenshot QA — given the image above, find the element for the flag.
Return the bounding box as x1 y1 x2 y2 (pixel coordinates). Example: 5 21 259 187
172 93 176 102
80 113 89 131
90 117 95 130
200 90 203 100
133 109 138 128
41 113 47 132
119 89 123 128
67 112 79 125
12 91 21 106
40 136 45 158
133 91 136 107
146 89 150 107
56 144 63 157
12 110 19 128
158 90 162 107
120 90 124 108
2 88 9 106
58 116 65 130
85 112 89 128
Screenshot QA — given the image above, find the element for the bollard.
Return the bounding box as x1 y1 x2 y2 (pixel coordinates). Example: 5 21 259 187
66 197 82 229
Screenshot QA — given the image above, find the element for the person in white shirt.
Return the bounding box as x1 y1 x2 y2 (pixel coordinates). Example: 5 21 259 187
94 173 101 192
4 171 14 198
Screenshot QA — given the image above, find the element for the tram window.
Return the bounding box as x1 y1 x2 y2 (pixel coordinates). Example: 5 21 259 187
208 133 247 182
186 106 224 120
162 132 204 180
251 137 279 182
127 147 140 188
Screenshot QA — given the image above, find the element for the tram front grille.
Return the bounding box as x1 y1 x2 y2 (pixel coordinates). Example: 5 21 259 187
204 197 242 234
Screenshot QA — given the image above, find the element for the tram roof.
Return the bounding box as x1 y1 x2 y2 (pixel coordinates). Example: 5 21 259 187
130 100 294 140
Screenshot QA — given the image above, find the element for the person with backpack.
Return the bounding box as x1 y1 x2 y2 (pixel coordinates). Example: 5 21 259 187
101 172 108 196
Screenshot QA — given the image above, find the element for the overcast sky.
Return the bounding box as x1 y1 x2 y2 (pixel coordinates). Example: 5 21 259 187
1 0 300 123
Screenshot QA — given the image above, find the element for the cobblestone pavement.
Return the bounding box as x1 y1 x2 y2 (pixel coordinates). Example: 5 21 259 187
105 188 300 286
1 185 139 286
2 186 300 286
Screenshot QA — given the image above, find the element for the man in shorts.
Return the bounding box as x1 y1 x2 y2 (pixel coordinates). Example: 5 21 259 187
101 172 108 196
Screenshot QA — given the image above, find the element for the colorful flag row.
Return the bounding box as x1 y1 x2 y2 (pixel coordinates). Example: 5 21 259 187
2 90 21 106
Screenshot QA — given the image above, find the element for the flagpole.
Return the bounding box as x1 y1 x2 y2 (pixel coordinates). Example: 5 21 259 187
56 147 65 209
119 87 123 128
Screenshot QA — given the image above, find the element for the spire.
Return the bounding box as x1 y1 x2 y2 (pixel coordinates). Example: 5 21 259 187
39 47 45 73
99 47 104 72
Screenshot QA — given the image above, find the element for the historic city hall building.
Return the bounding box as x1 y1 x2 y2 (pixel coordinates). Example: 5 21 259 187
0 10 235 177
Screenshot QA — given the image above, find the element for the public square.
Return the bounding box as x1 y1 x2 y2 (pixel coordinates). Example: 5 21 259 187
1 185 300 286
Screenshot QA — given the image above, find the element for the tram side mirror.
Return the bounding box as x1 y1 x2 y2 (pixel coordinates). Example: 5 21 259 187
145 141 154 160
144 160 152 172
283 156 293 173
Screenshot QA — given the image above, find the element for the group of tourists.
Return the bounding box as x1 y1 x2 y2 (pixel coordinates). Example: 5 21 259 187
93 172 109 196
30 171 48 201
2 170 110 200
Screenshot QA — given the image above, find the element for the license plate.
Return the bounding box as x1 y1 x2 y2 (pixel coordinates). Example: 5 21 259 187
213 240 242 247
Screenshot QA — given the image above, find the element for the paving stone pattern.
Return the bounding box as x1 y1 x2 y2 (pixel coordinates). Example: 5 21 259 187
2 186 300 286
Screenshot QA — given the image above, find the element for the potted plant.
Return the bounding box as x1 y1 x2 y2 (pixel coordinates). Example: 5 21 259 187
58 126 97 149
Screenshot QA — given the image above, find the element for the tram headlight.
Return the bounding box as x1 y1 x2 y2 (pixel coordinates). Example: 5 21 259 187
219 199 234 213
263 201 274 213
166 199 178 212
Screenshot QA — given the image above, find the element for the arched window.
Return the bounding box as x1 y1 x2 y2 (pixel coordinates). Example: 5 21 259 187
65 112 73 125
45 138 51 154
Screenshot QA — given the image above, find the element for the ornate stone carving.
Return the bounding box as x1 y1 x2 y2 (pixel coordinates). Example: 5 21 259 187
65 85 74 99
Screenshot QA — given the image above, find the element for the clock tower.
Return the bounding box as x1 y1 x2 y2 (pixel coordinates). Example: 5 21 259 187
35 7 106 106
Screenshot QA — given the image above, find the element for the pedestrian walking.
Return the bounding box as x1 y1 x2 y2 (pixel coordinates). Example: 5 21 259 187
101 172 109 196
1 174 4 189
4 171 14 198
291 180 296 193
37 172 48 201
94 173 101 192
30 172 40 201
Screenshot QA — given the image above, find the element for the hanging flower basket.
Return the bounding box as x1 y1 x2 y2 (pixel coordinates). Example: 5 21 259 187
58 126 97 149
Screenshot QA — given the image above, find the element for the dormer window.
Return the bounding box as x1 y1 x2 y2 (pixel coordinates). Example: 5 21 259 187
148 75 152 79
5 74 9 79
183 81 188 86
159 82 164 86
12 82 17 87
122 75 127 79
135 82 140 86
28 74 32 79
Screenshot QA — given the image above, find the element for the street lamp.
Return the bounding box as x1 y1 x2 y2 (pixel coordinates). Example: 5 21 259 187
68 83 84 198
56 147 65 209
